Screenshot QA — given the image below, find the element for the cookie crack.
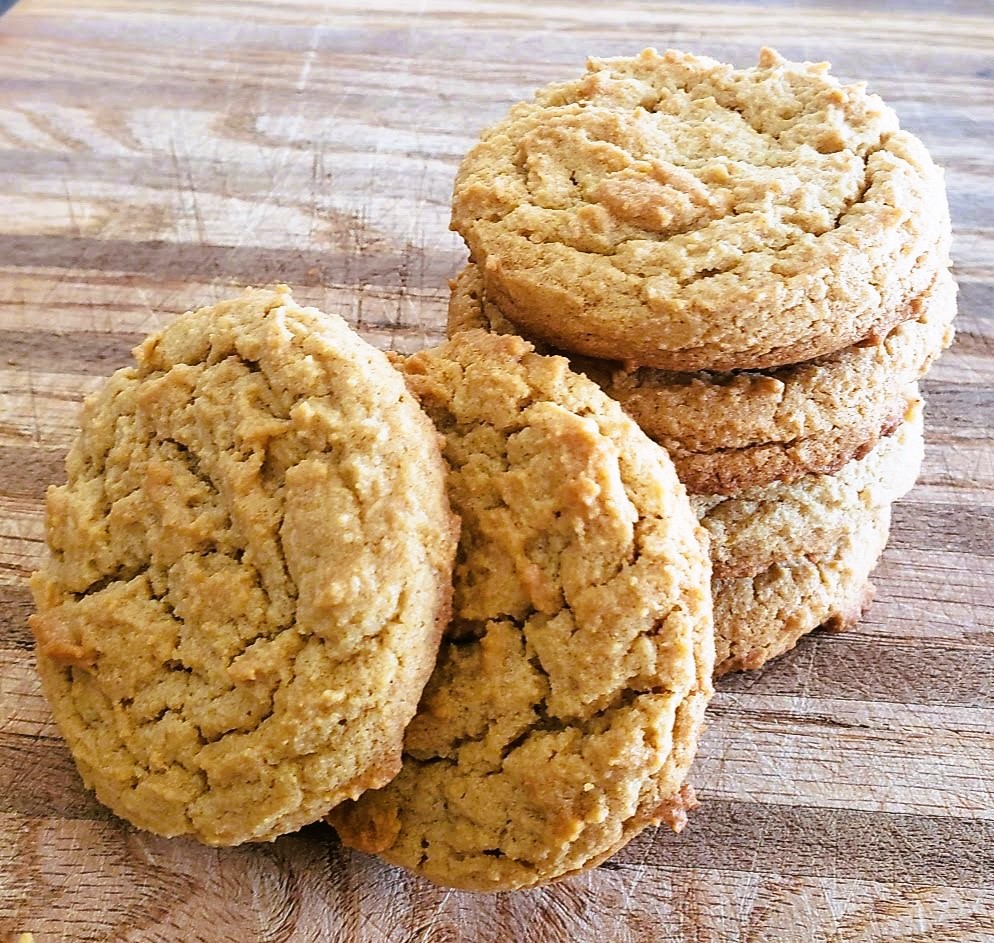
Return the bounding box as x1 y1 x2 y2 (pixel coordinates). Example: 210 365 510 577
492 92 892 281
68 563 152 601
445 586 683 774
159 436 215 491
156 429 296 642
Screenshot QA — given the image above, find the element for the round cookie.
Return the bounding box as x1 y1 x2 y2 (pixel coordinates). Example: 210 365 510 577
29 286 459 846
451 47 950 372
713 505 891 676
448 262 955 493
693 396 922 579
329 330 714 892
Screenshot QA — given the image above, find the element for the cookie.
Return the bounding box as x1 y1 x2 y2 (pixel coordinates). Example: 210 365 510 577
29 286 459 846
604 277 952 492
448 263 954 493
714 505 890 676
693 396 922 579
451 47 950 372
330 330 714 891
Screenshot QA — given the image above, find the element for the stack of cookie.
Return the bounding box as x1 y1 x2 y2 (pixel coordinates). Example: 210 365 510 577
28 47 956 897
445 47 956 675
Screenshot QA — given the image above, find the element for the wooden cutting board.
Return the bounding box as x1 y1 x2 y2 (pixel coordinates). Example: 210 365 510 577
1 1 992 940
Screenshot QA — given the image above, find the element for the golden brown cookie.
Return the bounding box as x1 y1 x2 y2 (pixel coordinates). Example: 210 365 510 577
451 47 950 372
29 286 458 846
693 397 922 579
330 330 713 891
448 263 954 493
713 505 890 676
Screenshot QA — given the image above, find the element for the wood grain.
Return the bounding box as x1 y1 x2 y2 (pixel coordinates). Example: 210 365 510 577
1 0 993 940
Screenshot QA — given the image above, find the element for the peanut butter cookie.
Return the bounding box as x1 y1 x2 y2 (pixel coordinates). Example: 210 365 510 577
330 330 713 891
451 47 949 371
30 286 458 846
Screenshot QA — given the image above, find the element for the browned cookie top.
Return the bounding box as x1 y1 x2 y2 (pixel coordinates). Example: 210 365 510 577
452 47 948 371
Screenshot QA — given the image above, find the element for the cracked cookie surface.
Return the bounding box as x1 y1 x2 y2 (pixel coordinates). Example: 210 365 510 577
451 47 949 372
29 286 458 846
449 262 954 493
329 330 714 891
